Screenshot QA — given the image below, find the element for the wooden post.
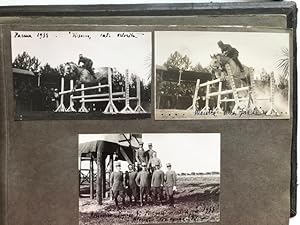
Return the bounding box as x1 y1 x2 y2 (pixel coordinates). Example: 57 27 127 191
213 81 223 114
66 80 76 112
102 154 106 198
187 79 200 111
98 82 101 92
78 84 89 112
178 68 183 85
225 64 241 114
104 68 118 114
90 154 94 199
96 142 103 205
134 76 146 113
121 69 134 113
37 73 41 87
55 77 66 112
266 72 279 116
200 83 210 113
110 154 114 200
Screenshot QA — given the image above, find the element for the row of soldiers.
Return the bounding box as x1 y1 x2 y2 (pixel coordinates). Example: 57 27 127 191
110 143 177 209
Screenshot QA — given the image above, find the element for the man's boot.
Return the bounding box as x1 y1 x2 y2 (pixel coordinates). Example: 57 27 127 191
115 199 120 210
234 58 244 72
90 69 97 79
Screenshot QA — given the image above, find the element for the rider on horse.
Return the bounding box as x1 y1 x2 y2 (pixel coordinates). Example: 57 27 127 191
78 54 96 78
217 41 244 73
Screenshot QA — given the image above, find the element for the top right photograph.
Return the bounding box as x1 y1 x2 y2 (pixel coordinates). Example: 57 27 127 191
155 30 291 120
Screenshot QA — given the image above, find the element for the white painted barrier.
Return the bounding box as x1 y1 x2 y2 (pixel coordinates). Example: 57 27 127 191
55 68 146 114
188 64 277 115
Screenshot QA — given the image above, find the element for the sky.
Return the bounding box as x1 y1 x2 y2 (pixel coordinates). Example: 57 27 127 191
79 133 220 173
11 31 152 83
156 31 290 81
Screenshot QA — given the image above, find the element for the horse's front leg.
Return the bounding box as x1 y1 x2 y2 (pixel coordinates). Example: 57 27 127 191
72 80 81 94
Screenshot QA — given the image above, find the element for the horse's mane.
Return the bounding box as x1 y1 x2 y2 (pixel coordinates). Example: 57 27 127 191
65 61 77 66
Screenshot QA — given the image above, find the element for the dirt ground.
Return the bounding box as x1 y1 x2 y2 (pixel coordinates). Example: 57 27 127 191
79 175 220 225
155 109 288 120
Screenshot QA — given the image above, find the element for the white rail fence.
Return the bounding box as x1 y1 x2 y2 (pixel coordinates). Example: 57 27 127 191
55 68 146 114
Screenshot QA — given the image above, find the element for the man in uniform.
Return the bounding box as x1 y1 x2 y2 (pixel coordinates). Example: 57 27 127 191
151 162 164 205
110 161 125 209
135 142 148 164
135 162 151 206
217 41 244 72
147 152 162 174
165 163 177 207
146 143 156 160
125 164 139 205
78 54 96 77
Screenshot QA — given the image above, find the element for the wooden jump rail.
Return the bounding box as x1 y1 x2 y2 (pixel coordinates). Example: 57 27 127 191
188 64 278 115
55 68 146 114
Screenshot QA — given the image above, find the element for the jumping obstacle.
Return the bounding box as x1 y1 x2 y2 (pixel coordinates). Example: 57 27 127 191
266 72 279 116
188 64 278 115
55 68 146 114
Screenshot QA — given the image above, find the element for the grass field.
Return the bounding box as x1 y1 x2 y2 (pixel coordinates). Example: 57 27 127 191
79 175 220 225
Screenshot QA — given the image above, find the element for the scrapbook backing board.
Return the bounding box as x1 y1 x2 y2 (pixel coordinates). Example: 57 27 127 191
0 2 297 225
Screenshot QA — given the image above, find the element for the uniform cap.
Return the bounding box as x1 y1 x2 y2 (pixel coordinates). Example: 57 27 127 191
115 161 121 167
139 141 144 145
142 162 147 167
166 163 171 167
155 162 160 166
148 143 152 146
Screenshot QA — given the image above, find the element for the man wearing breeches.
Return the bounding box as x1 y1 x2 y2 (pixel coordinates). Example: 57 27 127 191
147 152 162 174
165 163 177 207
78 54 95 76
125 164 139 205
146 143 156 160
110 161 125 209
151 162 165 205
135 162 151 206
135 142 148 165
217 41 244 72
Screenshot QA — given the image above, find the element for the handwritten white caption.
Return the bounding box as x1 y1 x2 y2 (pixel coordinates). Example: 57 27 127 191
13 31 145 39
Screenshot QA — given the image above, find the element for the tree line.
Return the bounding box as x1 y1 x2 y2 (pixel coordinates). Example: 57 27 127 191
12 51 151 111
163 50 210 73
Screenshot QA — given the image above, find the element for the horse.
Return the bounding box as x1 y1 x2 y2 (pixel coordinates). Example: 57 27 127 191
209 54 251 88
63 62 111 93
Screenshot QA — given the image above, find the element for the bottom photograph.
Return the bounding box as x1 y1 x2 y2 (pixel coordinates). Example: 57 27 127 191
78 133 220 224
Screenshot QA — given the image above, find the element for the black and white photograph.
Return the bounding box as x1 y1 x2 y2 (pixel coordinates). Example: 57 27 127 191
78 133 220 224
11 31 152 119
155 30 291 120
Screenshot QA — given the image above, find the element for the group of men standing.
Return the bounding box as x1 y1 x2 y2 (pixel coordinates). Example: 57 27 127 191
110 142 177 209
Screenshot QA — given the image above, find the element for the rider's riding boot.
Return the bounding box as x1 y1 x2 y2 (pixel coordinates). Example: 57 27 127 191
89 69 97 79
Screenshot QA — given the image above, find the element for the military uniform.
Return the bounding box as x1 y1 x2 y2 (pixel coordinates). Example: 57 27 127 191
125 170 139 203
146 148 156 160
218 41 244 72
136 148 148 164
148 157 162 170
78 55 94 75
135 169 150 206
110 170 125 207
151 169 164 204
165 168 177 206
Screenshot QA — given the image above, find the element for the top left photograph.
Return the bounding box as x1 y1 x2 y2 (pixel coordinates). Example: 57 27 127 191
10 31 152 120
